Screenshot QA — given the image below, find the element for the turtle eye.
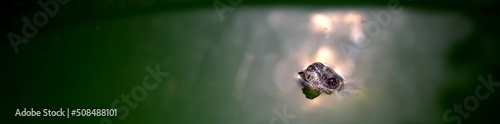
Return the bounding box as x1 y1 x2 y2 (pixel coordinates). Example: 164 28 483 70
325 78 340 89
298 71 304 75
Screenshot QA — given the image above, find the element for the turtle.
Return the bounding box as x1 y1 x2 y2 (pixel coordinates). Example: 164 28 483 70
296 62 345 100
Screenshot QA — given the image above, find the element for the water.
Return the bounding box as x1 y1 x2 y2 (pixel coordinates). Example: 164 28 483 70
7 6 481 124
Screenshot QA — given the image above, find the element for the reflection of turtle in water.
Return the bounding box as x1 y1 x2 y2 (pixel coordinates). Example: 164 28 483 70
296 62 345 99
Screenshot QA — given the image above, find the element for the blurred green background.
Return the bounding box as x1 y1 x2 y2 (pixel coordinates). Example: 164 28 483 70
1 0 500 124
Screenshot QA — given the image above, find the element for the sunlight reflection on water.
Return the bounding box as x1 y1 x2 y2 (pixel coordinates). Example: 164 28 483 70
151 6 471 124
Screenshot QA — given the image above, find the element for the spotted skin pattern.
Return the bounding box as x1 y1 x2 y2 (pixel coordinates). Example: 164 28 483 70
297 62 345 99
